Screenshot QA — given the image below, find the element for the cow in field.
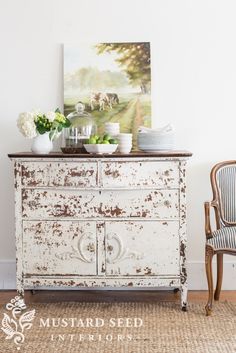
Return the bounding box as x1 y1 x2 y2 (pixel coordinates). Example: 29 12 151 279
90 92 110 111
90 92 100 110
106 93 119 106
90 92 119 111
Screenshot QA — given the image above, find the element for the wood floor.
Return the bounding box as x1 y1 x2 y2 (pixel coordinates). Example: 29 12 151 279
0 290 236 305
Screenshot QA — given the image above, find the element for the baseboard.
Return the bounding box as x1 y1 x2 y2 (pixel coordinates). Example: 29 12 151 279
188 260 236 290
0 260 16 289
1 260 236 290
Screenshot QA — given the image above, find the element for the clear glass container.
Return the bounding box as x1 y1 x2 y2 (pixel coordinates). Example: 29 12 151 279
64 102 97 152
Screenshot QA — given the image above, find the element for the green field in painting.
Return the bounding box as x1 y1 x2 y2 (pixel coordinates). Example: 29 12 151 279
64 93 151 148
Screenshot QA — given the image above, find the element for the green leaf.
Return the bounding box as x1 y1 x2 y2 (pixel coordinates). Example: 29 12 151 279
52 120 59 129
36 125 46 134
49 131 54 140
64 118 71 127
55 108 61 113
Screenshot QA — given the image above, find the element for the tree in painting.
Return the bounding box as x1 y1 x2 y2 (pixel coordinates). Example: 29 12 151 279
96 42 151 94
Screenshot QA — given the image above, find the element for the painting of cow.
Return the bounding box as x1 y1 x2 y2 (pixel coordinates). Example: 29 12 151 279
90 92 119 111
64 42 151 146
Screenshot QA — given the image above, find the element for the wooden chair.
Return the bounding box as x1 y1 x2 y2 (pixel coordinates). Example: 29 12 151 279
205 161 236 316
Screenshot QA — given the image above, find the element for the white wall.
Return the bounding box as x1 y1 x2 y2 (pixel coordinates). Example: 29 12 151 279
1 0 236 289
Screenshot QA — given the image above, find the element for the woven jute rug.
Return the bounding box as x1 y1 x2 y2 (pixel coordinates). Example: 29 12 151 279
0 301 236 353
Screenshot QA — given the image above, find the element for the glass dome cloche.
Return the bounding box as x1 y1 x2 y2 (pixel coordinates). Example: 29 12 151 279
63 102 97 153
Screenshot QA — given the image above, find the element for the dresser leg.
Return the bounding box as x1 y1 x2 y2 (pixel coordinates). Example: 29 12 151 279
180 283 188 311
16 278 26 308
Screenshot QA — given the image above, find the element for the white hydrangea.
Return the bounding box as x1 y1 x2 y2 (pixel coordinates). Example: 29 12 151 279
17 112 37 139
32 109 42 116
46 111 56 122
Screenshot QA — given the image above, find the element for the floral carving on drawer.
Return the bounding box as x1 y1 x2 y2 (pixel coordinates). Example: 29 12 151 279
106 232 144 264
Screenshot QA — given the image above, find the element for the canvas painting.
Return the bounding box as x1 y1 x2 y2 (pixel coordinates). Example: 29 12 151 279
64 42 151 146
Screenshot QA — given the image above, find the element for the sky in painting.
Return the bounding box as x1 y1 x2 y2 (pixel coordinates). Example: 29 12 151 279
64 43 121 74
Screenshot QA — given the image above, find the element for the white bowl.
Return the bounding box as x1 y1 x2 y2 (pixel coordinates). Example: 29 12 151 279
105 127 119 131
84 144 118 154
119 143 132 147
118 138 132 143
118 137 132 141
105 123 119 127
105 130 120 135
118 133 132 137
119 147 132 154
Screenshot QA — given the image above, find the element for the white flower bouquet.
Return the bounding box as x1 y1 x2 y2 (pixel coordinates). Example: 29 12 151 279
17 109 71 140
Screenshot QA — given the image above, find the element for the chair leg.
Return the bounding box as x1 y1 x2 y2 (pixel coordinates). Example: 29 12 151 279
205 245 214 316
214 253 223 301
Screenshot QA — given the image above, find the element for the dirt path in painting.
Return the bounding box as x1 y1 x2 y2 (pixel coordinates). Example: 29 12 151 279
110 98 137 132
132 97 144 149
106 97 144 150
109 97 144 149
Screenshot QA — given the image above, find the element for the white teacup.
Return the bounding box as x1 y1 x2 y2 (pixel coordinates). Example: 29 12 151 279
119 146 132 154
117 133 132 142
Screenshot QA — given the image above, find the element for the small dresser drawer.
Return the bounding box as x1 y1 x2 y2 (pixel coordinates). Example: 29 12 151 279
21 162 98 187
22 189 179 220
23 221 97 276
101 161 179 188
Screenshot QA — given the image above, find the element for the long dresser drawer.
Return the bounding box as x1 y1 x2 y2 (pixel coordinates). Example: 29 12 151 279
101 161 179 188
21 161 98 187
22 189 179 219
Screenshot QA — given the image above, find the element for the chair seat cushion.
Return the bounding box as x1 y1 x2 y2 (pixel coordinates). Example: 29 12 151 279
207 227 236 249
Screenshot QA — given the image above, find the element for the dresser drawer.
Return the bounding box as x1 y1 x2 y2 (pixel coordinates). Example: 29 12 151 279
21 162 98 187
22 221 97 276
22 189 179 219
101 161 179 188
104 221 180 276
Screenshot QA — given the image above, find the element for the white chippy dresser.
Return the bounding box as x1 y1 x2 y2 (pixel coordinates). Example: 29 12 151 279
9 151 192 310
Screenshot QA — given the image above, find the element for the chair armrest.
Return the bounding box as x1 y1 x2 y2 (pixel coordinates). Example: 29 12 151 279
204 201 213 239
204 200 221 239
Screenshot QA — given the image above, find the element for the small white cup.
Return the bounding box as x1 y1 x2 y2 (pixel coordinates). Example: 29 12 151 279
117 134 132 142
117 133 132 138
105 122 119 127
119 146 132 154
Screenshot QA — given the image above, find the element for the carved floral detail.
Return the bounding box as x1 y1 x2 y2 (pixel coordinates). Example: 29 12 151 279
55 232 95 263
205 245 214 265
106 233 144 264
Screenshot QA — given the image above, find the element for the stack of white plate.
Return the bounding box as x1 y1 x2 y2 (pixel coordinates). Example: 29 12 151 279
105 122 120 136
137 124 175 152
117 133 132 154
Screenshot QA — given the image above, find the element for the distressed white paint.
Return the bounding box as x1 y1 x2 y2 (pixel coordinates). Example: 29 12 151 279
11 155 189 309
23 221 97 276
22 188 179 220
3 260 236 290
105 221 180 276
101 161 179 188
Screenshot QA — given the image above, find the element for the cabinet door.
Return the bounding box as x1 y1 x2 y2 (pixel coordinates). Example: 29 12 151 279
23 221 97 276
104 221 179 276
